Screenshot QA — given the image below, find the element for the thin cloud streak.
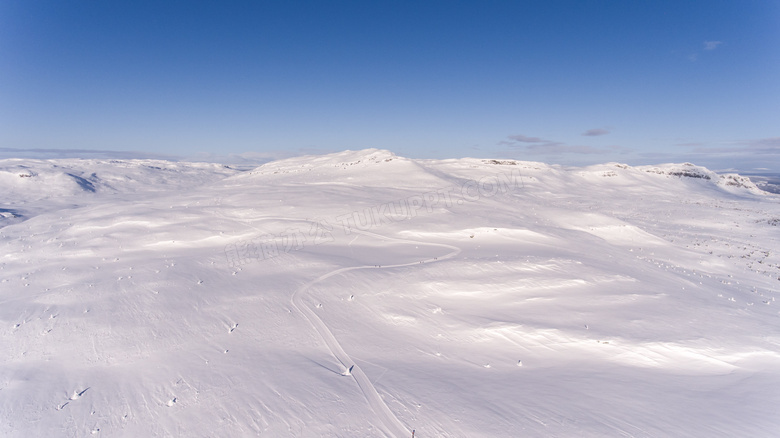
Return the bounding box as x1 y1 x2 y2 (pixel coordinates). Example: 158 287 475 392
525 144 610 155
639 136 779 157
0 147 180 161
582 128 610 137
499 134 618 155
507 135 546 143
692 137 780 155
704 41 722 50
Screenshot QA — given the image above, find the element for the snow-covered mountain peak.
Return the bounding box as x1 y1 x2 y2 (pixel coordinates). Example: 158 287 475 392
237 148 447 188
638 162 717 179
252 148 398 171
636 162 764 194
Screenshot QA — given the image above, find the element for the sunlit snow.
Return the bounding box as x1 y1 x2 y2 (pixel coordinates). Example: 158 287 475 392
1 150 779 437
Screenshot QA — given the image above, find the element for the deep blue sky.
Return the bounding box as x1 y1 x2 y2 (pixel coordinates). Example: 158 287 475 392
2 1 779 170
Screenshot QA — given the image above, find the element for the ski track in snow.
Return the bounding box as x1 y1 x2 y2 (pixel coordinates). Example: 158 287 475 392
288 223 461 437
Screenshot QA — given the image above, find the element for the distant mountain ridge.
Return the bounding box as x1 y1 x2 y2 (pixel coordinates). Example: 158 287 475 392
1 150 772 200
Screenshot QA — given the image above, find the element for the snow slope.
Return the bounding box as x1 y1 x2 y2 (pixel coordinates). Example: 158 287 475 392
1 150 779 437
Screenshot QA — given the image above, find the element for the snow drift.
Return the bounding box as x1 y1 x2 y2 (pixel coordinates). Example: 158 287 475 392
1 150 779 437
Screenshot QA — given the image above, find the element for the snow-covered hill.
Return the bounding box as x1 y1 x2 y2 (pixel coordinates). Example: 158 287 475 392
1 151 779 437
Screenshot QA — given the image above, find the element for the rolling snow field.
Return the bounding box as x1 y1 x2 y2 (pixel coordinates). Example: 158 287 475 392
1 149 779 437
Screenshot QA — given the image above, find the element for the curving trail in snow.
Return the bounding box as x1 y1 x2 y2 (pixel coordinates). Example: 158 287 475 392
290 227 461 438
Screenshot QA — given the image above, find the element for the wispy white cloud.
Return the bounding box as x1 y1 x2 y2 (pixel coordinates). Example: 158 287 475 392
582 128 610 137
687 41 723 62
703 41 722 50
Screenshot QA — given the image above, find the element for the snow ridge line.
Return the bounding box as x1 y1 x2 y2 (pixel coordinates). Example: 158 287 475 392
290 227 461 438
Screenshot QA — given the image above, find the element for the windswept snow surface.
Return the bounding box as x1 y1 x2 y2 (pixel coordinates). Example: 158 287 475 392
1 150 780 437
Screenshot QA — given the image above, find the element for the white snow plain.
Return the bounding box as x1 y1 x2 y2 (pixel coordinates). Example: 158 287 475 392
1 149 779 437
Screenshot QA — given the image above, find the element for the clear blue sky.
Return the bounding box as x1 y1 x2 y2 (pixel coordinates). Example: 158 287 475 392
2 1 779 170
